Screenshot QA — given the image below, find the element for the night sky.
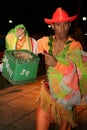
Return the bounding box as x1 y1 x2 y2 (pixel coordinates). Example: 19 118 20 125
0 0 86 35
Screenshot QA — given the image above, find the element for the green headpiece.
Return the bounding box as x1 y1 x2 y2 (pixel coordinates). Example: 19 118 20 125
8 24 28 35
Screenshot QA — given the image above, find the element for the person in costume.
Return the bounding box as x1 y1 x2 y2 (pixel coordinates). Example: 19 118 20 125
5 24 37 53
35 7 87 130
0 24 37 72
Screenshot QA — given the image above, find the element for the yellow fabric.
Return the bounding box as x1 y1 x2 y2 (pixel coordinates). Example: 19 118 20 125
5 33 17 50
5 33 32 51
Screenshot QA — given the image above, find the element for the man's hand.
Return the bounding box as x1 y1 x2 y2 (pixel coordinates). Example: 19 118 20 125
42 53 57 67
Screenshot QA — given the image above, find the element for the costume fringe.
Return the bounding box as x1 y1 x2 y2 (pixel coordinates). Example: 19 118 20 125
36 80 77 128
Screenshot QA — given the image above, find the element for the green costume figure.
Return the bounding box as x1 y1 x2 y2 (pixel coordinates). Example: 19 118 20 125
0 24 37 72
5 24 37 52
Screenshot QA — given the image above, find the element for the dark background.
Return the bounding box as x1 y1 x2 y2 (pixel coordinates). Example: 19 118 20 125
0 0 86 36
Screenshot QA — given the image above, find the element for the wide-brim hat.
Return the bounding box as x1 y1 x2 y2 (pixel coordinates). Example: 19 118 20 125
44 7 77 24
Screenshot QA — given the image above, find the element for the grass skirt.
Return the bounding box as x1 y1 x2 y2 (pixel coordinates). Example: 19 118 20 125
36 80 77 128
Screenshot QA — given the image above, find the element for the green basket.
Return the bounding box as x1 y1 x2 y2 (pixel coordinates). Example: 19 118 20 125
2 50 40 85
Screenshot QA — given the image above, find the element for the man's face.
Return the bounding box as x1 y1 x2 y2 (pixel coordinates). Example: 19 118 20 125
16 28 25 40
52 22 71 39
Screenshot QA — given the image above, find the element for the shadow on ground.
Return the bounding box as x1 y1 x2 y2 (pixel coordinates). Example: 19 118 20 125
0 73 12 89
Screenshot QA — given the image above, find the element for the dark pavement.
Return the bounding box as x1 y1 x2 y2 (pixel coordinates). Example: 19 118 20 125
0 75 87 130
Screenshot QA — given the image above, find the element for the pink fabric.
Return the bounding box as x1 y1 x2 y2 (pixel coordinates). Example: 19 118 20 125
82 55 87 62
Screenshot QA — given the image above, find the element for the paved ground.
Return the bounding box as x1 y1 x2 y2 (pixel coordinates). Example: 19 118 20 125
0 75 87 130
0 75 44 130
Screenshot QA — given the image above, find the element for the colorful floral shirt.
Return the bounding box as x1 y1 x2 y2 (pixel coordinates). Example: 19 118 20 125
37 36 87 109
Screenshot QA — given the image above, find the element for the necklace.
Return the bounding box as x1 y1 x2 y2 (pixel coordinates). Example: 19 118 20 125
16 37 26 50
48 36 72 56
48 36 53 55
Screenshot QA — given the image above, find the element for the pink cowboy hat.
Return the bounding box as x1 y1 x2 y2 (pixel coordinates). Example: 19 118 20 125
44 7 77 24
